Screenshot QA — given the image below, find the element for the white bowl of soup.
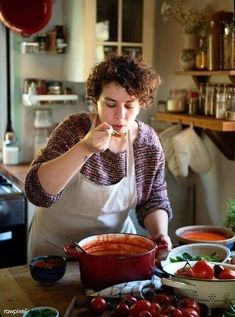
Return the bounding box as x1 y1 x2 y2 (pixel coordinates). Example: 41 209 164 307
175 225 235 250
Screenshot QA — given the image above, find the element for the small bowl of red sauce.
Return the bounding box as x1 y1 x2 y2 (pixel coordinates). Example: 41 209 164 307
175 225 235 250
30 255 66 283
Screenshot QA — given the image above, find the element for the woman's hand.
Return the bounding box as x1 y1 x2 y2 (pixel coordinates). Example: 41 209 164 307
81 122 113 153
152 233 172 252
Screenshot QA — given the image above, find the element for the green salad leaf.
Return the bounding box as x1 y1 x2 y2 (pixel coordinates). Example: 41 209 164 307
170 252 220 263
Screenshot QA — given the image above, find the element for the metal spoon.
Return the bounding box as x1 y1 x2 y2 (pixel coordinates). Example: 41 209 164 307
72 241 87 254
111 130 126 137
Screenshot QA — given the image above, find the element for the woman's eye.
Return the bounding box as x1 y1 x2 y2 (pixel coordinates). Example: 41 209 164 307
125 104 135 109
105 102 116 107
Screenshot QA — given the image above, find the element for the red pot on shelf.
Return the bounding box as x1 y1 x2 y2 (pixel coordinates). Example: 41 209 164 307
0 0 52 37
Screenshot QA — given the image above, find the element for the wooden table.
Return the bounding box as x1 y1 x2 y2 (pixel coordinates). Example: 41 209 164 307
0 262 84 317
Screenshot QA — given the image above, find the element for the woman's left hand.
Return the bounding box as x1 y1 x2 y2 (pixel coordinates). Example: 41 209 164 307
152 233 172 252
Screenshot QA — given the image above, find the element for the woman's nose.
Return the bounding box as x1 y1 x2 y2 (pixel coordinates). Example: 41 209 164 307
114 105 126 119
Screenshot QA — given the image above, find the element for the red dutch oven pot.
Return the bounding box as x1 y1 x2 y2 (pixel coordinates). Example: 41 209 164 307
0 0 52 36
64 233 158 291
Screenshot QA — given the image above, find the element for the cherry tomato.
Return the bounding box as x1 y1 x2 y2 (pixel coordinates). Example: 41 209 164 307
115 302 130 316
192 260 214 279
149 303 161 317
176 267 195 278
129 299 151 317
180 307 200 317
161 305 183 317
178 298 200 314
152 294 171 306
122 294 138 307
139 311 152 317
218 268 235 279
90 296 107 314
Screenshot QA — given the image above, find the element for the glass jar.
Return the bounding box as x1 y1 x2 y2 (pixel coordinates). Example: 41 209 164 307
34 128 50 157
188 91 199 115
215 83 228 119
34 109 53 128
204 83 215 116
55 25 66 54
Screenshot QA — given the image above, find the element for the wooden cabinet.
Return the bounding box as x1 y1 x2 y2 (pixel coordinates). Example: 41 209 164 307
156 71 235 160
62 0 155 82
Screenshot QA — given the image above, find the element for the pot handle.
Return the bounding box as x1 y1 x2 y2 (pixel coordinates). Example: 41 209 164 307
64 242 83 258
161 277 196 291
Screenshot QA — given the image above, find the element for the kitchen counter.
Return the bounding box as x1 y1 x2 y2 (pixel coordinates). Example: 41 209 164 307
0 261 84 317
0 162 31 187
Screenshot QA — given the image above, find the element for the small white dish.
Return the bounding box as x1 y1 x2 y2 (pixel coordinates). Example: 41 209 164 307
161 242 231 267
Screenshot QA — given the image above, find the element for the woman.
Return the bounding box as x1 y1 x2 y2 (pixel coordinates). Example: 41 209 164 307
25 55 173 260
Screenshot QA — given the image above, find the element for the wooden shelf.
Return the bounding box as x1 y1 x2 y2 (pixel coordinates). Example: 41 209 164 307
175 70 235 88
175 70 235 76
155 112 235 132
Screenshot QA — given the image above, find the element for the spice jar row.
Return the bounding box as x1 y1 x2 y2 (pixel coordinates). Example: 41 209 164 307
199 83 235 119
21 25 67 54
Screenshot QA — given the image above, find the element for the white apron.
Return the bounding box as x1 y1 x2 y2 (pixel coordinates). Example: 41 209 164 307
28 123 137 260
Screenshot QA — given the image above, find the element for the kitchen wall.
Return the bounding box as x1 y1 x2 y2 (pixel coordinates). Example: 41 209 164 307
11 0 87 163
4 0 235 241
155 0 235 236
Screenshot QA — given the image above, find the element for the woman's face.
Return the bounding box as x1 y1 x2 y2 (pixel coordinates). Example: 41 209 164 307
94 82 141 134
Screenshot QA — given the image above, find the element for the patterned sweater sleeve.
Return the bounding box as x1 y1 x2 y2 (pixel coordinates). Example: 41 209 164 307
24 113 90 207
135 124 173 227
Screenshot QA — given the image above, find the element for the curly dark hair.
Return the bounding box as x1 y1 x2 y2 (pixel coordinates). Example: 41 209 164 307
86 54 161 108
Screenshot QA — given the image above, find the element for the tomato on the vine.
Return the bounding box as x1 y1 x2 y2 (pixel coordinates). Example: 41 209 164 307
192 260 214 279
90 296 107 314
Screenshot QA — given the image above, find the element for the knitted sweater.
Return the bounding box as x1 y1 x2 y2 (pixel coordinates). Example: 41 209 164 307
25 113 173 228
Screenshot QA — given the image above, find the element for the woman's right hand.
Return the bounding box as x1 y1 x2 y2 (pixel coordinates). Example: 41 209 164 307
81 122 113 153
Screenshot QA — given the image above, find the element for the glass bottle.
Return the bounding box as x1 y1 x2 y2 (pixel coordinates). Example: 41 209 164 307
231 24 235 69
2 132 20 165
55 25 66 54
223 23 232 70
207 20 220 70
196 37 207 70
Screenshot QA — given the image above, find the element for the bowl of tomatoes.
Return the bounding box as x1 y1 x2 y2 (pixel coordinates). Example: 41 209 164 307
162 260 235 308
